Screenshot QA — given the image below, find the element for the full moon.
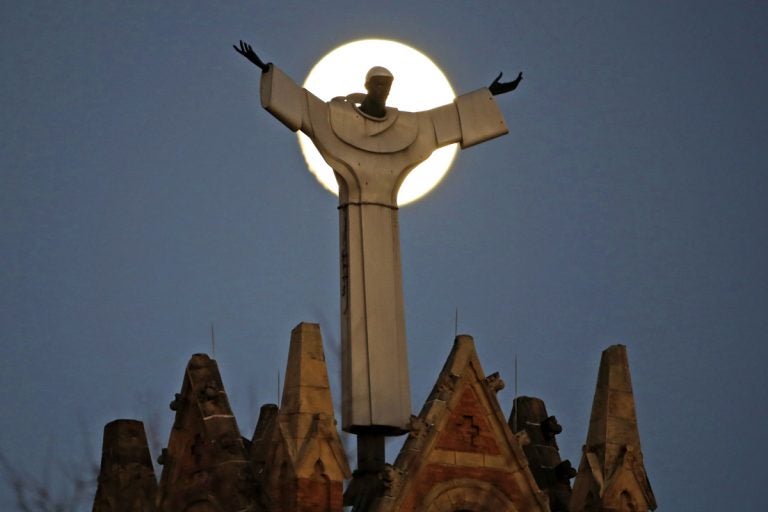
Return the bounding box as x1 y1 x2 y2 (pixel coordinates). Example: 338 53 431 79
299 39 457 206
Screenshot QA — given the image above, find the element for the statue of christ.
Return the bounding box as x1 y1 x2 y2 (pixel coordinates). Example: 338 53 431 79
235 41 522 434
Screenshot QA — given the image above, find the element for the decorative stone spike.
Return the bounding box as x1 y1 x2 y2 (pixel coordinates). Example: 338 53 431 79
570 345 657 511
92 419 158 512
262 323 351 512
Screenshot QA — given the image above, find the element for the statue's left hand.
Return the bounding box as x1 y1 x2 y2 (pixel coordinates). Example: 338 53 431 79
234 40 270 72
489 71 523 95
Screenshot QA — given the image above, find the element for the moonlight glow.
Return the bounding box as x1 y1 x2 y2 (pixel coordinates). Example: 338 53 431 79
299 39 457 206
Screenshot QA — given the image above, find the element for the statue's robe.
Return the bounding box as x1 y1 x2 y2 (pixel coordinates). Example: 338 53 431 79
260 64 508 433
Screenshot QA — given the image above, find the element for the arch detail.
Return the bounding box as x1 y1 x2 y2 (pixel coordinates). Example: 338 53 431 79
422 478 517 512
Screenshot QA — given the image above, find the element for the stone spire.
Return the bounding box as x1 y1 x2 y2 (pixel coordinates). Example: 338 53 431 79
155 353 261 511
570 345 656 511
250 403 279 480
509 397 576 511
92 419 158 512
279 323 338 443
260 323 351 512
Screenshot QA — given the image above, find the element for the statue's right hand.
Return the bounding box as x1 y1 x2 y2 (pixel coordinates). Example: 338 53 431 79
488 71 523 96
234 40 269 72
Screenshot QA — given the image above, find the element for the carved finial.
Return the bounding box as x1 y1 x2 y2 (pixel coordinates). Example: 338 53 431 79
437 372 461 400
555 460 577 482
380 463 403 497
540 415 563 440
169 393 182 411
408 414 430 439
199 381 220 401
157 447 168 466
484 371 506 393
515 430 531 447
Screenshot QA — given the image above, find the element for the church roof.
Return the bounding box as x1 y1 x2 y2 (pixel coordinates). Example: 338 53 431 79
367 335 549 512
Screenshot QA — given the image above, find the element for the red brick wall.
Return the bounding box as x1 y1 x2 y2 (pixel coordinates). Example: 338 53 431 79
268 461 342 512
435 386 501 455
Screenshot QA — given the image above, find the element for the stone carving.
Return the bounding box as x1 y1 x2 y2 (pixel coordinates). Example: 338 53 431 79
540 415 563 441
379 463 404 498
484 371 506 393
407 414 430 439
157 447 169 466
436 371 461 401
555 460 577 482
514 429 531 447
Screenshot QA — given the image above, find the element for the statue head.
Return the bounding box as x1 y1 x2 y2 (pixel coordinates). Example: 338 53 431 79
365 66 393 85
361 66 393 118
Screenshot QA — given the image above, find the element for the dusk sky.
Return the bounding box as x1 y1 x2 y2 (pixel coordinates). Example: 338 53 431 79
2 2 767 510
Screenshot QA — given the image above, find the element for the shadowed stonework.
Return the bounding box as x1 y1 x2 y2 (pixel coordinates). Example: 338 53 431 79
510 396 576 511
92 419 157 512
155 354 261 512
94 327 655 511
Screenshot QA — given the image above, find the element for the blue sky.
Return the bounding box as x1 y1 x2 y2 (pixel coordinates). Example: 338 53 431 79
1 1 767 509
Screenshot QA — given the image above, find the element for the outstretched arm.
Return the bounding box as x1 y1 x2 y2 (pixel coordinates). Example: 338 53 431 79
488 71 523 95
233 40 270 72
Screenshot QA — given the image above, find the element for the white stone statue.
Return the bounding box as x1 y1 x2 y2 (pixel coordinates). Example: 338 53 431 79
235 41 522 435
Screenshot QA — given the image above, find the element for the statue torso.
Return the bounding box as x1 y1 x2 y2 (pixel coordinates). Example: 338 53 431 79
306 95 432 205
328 96 418 154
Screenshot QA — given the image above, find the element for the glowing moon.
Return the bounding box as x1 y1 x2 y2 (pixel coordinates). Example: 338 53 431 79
299 39 457 206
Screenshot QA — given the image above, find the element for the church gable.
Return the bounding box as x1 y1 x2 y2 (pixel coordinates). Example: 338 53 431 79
434 385 502 456
373 335 548 512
